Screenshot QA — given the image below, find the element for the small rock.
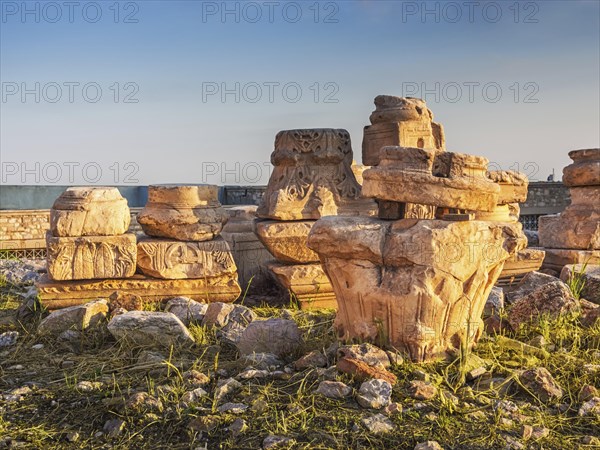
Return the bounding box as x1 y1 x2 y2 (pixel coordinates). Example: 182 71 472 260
236 319 303 358
251 399 269 414
579 384 598 402
61 360 75 369
136 350 166 366
107 311 195 347
412 369 429 381
203 302 257 345
578 396 600 417
103 419 125 438
125 392 163 412
356 379 392 409
503 434 525 450
519 368 563 403
181 388 208 405
108 291 143 313
58 330 81 342
582 436 600 445
315 381 352 399
76 381 103 392
408 380 438 400
382 402 403 415
337 357 397 385
507 272 579 330
165 297 208 326
560 264 600 303
338 343 391 368
414 441 444 450
361 413 394 434
239 368 270 379
316 366 338 381
484 286 504 316
0 331 19 348
528 334 547 349
65 431 80 442
188 415 220 432
215 378 242 402
217 402 248 414
31 343 44 350
262 435 295 449
183 370 210 387
38 299 108 336
580 299 600 328
228 418 247 436
385 350 404 366
294 350 327 370
240 352 283 370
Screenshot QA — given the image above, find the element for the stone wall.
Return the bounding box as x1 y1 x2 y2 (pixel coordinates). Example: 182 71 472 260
519 182 570 230
0 208 142 252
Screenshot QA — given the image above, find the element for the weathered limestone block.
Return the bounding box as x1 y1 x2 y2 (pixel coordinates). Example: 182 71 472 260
36 273 241 310
362 147 500 212
541 248 600 273
221 206 272 287
307 216 525 362
136 236 238 280
137 184 228 241
351 161 369 185
46 232 136 281
538 189 600 249
487 170 529 204
256 129 377 220
562 149 600 187
267 261 336 309
500 248 545 278
362 96 445 166
560 264 600 304
50 187 130 237
254 220 319 264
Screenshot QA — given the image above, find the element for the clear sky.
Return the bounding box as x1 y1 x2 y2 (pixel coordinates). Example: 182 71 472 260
1 0 599 186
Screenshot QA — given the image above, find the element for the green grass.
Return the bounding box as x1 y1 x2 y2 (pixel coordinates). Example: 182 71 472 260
1 280 599 449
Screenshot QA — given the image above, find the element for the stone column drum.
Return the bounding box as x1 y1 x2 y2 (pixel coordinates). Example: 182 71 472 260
539 149 600 272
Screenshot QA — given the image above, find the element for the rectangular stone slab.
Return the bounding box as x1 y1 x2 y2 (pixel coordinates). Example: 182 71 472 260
267 261 337 310
46 233 137 281
540 248 600 272
499 248 545 278
136 236 238 279
36 273 241 310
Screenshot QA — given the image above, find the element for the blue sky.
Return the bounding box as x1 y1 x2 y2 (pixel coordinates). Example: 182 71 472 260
1 0 599 185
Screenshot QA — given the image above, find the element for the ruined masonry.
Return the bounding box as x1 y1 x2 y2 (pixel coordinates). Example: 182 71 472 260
37 185 241 309
308 143 528 362
254 128 377 309
538 148 600 272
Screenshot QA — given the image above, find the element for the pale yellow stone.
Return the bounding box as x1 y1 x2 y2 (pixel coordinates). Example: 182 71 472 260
362 96 445 166
50 187 130 237
307 216 525 362
487 170 529 204
362 147 500 212
136 236 238 280
46 232 136 281
562 148 600 187
36 273 241 310
254 220 319 264
267 261 337 310
256 129 377 220
137 184 228 241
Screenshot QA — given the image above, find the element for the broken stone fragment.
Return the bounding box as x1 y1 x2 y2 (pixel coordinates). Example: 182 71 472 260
256 128 377 221
46 232 137 281
50 186 130 237
519 367 563 403
235 318 303 358
38 298 108 336
362 96 445 166
561 148 600 187
137 184 228 241
107 311 195 347
253 220 319 263
362 147 500 211
560 264 600 304
136 236 238 279
336 357 397 386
